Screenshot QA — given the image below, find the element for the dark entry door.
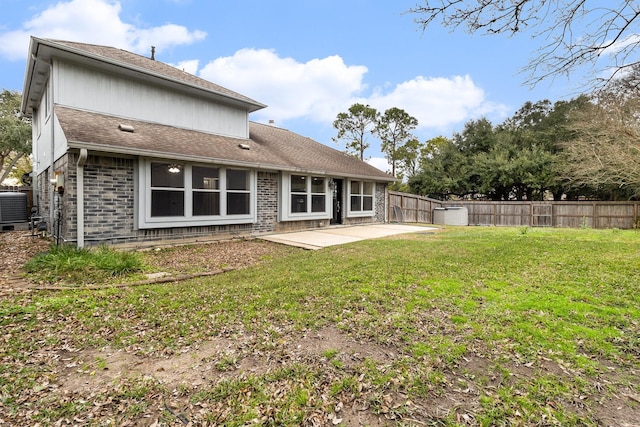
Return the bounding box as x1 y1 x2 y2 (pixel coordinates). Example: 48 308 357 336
331 179 343 225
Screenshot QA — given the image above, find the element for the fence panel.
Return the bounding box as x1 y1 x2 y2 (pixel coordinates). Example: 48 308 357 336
532 204 553 227
387 191 639 229
594 203 637 229
496 203 530 226
388 191 442 223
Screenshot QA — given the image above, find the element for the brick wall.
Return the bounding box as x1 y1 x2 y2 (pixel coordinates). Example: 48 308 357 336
82 155 136 243
255 171 278 233
37 153 388 247
375 182 386 222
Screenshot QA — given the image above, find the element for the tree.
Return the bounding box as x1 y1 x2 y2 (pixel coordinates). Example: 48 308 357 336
0 90 31 184
374 107 418 177
498 97 589 200
409 1 640 90
332 103 378 160
409 136 468 199
395 137 422 179
562 69 640 199
409 104 579 200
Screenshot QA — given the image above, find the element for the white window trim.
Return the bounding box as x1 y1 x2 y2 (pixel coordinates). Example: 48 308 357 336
280 172 331 221
137 159 256 229
346 179 376 218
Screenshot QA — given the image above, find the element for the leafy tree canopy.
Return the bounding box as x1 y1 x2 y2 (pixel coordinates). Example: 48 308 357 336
409 98 592 201
0 90 32 184
374 107 418 177
332 103 378 160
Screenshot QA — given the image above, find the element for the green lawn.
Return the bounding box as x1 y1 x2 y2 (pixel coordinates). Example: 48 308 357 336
1 227 639 425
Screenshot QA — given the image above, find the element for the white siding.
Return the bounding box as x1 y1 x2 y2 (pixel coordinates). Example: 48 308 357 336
33 80 67 174
53 60 249 138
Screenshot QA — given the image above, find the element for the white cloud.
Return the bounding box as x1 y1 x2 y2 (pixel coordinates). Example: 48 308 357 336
365 75 507 131
367 157 391 173
198 48 368 123
0 0 205 60
171 59 200 75
198 49 506 133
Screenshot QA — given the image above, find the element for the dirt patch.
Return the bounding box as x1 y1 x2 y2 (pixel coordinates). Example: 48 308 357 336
0 231 297 294
55 326 397 395
141 238 298 274
0 231 50 295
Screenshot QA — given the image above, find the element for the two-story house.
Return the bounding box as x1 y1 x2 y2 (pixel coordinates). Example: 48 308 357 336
21 37 394 247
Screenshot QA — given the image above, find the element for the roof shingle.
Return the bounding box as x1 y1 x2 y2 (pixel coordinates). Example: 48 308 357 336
56 106 394 181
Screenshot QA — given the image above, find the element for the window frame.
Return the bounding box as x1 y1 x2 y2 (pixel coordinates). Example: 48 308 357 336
138 159 256 229
346 179 376 218
280 172 331 221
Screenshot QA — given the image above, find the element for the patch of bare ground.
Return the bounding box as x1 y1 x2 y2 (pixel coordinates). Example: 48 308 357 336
0 231 50 295
140 238 299 274
46 325 399 426
56 326 396 393
40 324 640 426
421 350 640 427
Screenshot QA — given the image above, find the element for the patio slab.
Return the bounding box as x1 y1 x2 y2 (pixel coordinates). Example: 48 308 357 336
261 224 437 250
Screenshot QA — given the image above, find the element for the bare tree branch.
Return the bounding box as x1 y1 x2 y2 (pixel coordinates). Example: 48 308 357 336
409 0 640 91
562 67 640 198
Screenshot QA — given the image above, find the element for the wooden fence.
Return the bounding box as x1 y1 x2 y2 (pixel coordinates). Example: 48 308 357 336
388 191 640 229
388 191 443 223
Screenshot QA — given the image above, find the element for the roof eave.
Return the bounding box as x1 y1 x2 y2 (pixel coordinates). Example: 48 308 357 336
67 140 396 182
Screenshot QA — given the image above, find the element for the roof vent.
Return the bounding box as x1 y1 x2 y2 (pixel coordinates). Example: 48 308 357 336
151 46 155 61
238 143 250 150
118 124 134 133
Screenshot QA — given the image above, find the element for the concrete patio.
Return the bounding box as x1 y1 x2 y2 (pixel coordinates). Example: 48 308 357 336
262 223 438 250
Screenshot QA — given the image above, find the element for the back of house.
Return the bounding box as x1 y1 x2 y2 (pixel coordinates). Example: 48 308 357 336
21 37 395 247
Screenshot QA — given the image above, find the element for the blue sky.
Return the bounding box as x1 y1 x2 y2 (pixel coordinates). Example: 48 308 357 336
1 0 581 171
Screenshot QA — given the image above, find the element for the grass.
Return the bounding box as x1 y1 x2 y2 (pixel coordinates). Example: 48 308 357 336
23 244 144 285
2 226 639 425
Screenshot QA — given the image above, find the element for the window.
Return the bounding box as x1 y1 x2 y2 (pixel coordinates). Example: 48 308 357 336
140 161 255 228
291 175 307 213
311 177 326 213
348 180 375 216
192 166 220 216
226 169 250 215
280 173 330 221
290 175 326 214
151 162 184 217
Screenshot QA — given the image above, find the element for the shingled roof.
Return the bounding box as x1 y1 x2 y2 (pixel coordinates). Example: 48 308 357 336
22 37 266 115
56 105 395 181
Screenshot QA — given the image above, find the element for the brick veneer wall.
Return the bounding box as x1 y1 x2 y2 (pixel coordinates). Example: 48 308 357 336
375 182 386 222
255 171 278 233
40 153 387 247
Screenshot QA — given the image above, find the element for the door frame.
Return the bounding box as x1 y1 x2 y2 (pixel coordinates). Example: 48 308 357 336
330 178 343 225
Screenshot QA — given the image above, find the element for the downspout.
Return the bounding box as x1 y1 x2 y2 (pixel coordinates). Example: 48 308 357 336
48 60 55 237
76 148 88 248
